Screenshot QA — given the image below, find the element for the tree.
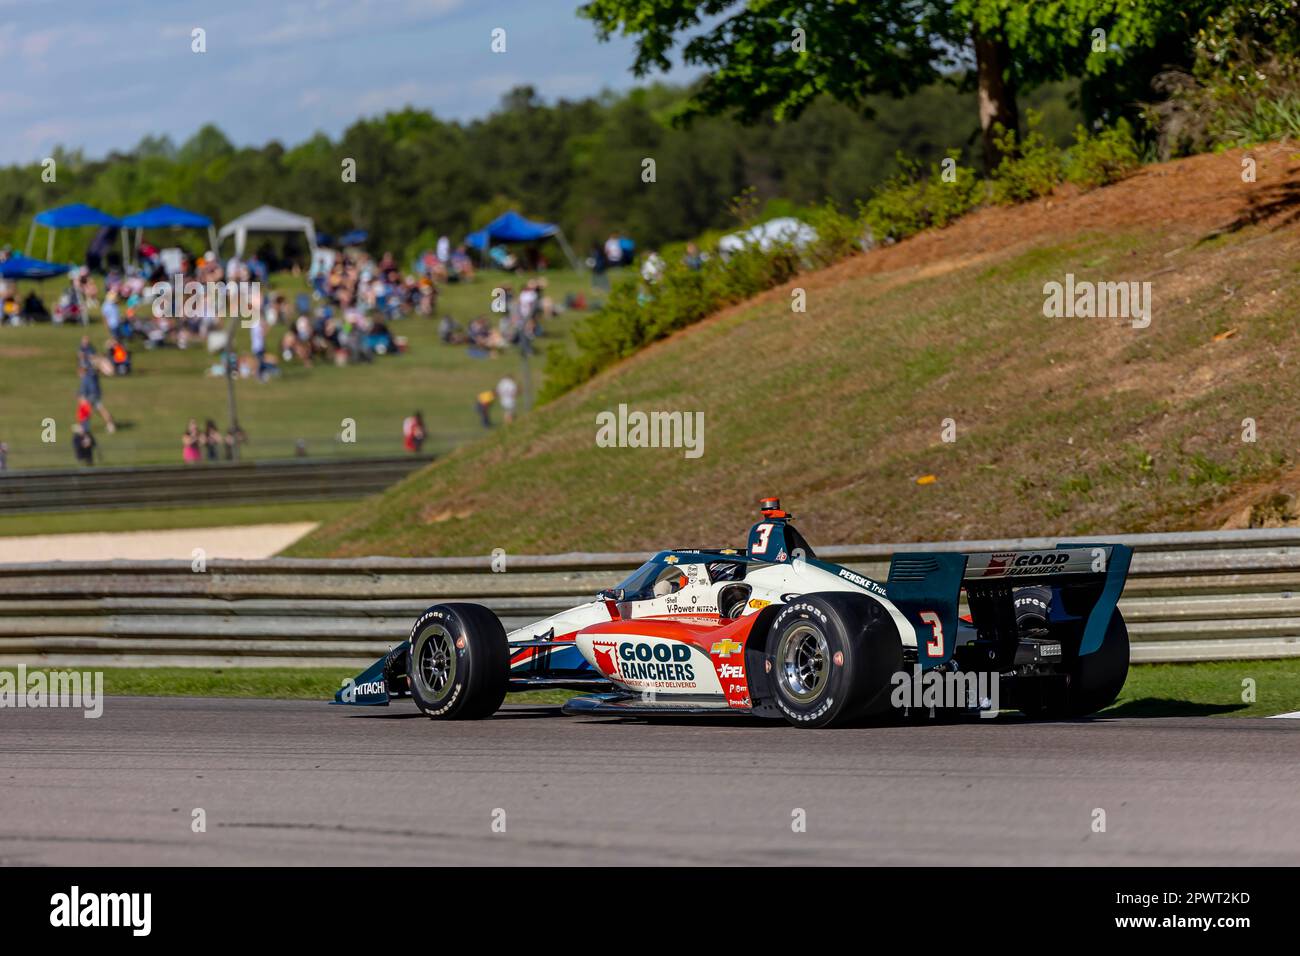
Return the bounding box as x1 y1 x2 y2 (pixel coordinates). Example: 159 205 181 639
579 0 1222 168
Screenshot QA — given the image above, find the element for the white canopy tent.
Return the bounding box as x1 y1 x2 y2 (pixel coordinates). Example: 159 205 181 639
217 204 317 258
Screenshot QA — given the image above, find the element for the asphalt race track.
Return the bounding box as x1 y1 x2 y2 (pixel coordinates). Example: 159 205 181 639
1 697 1297 866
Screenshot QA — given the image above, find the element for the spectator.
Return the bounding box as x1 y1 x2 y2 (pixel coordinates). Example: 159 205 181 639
402 411 427 453
75 396 93 431
77 335 96 372
641 250 665 284
496 374 518 424
604 232 623 267
102 290 121 337
518 281 538 325
108 338 131 375
22 290 50 322
450 245 475 281
684 242 704 271
203 420 222 461
77 365 116 433
226 426 247 460
182 419 202 465
72 423 96 466
437 314 463 344
591 243 609 291
0 441 8 471
475 389 495 428
250 316 271 380
75 268 100 316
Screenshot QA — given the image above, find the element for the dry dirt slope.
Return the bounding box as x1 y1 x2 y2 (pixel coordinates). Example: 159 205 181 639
290 145 1300 557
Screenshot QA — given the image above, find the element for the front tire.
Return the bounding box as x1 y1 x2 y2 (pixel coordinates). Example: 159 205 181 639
407 603 509 719
765 593 902 728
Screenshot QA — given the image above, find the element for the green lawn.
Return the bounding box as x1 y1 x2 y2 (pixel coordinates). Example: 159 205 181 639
0 499 342 537
48 666 575 705
1101 659 1300 718
0 267 604 472
17 659 1298 716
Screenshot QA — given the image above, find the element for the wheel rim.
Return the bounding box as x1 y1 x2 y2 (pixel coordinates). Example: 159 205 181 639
415 625 456 699
777 622 830 702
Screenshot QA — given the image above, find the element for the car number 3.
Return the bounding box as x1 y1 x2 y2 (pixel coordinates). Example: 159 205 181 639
752 523 773 554
919 611 944 657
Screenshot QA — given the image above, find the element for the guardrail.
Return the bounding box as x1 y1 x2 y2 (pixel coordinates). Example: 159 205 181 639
0 455 432 514
0 528 1296 668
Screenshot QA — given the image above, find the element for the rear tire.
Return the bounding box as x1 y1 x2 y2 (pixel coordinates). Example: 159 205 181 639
1021 611 1129 718
765 593 902 728
1065 611 1130 716
1013 586 1052 634
407 603 509 719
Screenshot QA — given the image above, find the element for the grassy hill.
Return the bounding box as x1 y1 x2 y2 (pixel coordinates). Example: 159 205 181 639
289 146 1300 558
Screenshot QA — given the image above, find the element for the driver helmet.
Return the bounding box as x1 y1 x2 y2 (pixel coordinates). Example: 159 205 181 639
652 568 689 597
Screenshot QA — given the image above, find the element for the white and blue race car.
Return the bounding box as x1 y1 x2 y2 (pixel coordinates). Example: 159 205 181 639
335 498 1132 728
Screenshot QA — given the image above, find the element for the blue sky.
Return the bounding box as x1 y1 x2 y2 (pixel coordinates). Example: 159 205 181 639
0 0 700 165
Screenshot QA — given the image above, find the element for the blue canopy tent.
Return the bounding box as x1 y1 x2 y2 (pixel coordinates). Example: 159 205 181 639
339 229 368 247
0 254 72 279
0 254 73 326
120 204 219 264
26 203 126 265
463 210 580 271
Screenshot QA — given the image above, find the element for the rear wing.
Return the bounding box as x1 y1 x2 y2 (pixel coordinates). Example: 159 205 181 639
886 544 1132 668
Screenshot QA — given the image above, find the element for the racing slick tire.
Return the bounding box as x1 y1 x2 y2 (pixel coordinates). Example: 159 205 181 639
764 593 902 728
407 603 509 719
1020 611 1130 718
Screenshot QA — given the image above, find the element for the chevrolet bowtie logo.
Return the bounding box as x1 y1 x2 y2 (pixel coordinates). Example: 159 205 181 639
711 639 743 657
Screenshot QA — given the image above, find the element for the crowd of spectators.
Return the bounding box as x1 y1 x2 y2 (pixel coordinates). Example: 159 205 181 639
438 276 559 358
4 221 638 467
180 418 245 464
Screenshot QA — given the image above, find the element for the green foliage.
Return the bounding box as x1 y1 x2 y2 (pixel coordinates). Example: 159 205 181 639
1064 120 1141 188
1145 0 1300 154
581 0 1229 162
0 81 1078 264
988 111 1065 204
541 231 823 401
861 153 983 243
539 104 1143 402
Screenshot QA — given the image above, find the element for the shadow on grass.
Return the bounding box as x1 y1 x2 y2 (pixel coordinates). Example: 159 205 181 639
1201 180 1300 242
1101 697 1247 718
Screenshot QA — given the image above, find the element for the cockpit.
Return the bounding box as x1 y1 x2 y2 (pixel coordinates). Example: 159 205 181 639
600 552 747 604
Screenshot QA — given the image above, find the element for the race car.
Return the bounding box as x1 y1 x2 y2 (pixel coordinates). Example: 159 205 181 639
334 498 1133 727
